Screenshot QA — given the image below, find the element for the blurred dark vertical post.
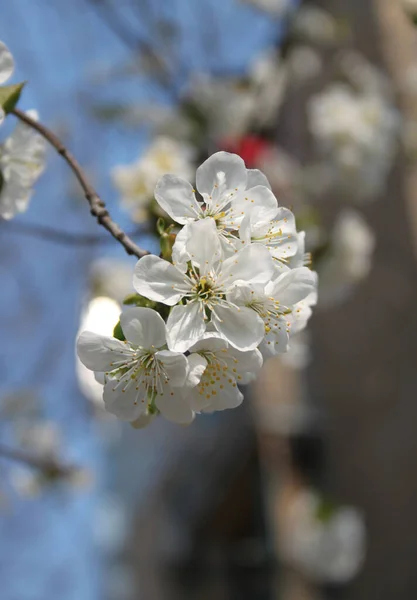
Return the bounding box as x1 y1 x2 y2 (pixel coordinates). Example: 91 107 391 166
306 1 417 599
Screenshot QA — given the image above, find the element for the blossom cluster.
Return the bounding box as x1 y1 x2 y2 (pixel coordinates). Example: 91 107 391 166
308 82 399 201
77 152 317 426
0 41 46 220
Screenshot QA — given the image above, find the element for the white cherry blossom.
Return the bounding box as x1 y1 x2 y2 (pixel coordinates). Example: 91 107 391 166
0 110 46 219
228 267 317 359
239 204 299 268
186 335 263 413
0 41 14 126
134 218 275 352
77 307 193 424
155 151 278 256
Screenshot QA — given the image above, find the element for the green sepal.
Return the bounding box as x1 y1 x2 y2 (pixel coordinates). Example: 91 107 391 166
160 233 176 261
156 217 166 237
113 320 125 341
122 293 170 322
315 496 337 523
0 81 26 114
123 293 157 308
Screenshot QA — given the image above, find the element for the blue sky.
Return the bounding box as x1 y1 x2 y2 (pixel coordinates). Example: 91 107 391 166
0 1 289 598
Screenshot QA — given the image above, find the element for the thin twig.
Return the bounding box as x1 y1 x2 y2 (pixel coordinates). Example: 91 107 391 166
0 443 74 479
88 0 175 94
11 108 149 259
1 220 143 247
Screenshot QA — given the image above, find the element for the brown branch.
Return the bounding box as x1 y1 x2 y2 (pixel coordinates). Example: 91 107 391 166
0 443 75 479
1 220 143 247
11 108 149 259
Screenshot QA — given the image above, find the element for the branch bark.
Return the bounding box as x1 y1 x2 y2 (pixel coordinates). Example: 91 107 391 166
11 108 150 259
0 442 75 479
1 219 143 247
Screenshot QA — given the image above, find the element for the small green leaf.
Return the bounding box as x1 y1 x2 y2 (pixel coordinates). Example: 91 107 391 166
156 217 166 236
113 320 125 341
123 293 157 308
0 81 26 114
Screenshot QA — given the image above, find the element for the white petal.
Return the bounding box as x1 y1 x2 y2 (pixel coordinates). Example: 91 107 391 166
134 255 190 305
77 331 132 372
220 243 275 287
120 307 166 348
226 347 263 382
166 303 206 352
288 231 307 268
227 282 266 306
269 267 317 306
185 353 208 388
103 379 145 422
182 218 222 275
233 185 278 222
0 41 14 85
246 168 271 189
155 174 202 224
155 388 194 424
171 223 191 272
260 321 289 358
155 350 189 387
188 335 228 354
131 412 156 429
196 151 247 200
202 380 243 412
211 305 265 351
186 359 243 413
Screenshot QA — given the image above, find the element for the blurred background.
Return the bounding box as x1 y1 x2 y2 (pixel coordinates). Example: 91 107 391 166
1 0 417 598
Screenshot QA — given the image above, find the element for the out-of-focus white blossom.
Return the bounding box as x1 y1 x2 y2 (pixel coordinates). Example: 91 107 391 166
0 110 46 219
248 50 288 129
292 5 339 45
240 0 293 18
319 209 375 306
89 257 133 304
279 489 366 583
0 41 14 126
188 51 286 139
338 50 393 98
308 84 399 200
287 46 323 85
15 421 61 458
112 136 194 223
